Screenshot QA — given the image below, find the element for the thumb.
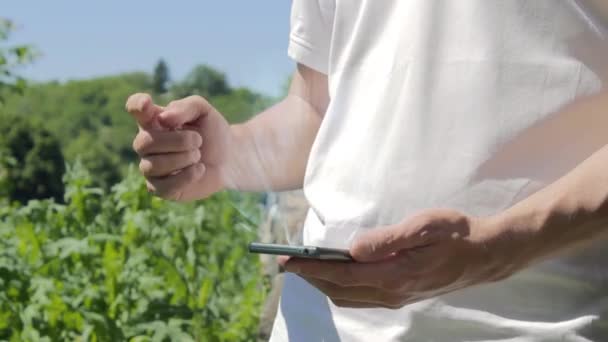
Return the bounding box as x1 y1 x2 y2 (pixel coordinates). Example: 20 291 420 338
125 93 164 129
159 96 213 129
350 214 439 263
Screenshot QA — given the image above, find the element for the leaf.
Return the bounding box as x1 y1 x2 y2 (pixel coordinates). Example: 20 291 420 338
15 222 41 265
196 278 214 309
45 237 93 259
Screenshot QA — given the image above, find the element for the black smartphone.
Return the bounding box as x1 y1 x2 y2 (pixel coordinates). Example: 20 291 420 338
248 242 353 261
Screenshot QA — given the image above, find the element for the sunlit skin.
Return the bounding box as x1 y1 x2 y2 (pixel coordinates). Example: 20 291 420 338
127 63 608 309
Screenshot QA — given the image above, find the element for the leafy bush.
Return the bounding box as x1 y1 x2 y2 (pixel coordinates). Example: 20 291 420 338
0 162 267 341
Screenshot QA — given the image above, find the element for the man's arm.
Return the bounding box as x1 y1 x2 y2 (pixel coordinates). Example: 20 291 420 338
495 92 608 266
225 63 329 192
126 63 328 201
280 90 608 309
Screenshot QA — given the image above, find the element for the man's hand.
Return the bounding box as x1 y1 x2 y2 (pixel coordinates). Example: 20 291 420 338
126 93 233 201
280 209 522 309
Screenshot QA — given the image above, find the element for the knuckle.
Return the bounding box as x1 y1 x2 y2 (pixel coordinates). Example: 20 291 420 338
188 95 211 111
139 158 154 176
190 149 201 163
188 95 207 104
133 131 153 154
132 138 141 154
183 131 202 149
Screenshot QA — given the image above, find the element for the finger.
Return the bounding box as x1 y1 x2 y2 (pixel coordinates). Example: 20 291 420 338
303 277 405 308
159 95 213 129
350 211 464 262
126 93 164 129
139 150 201 177
133 130 203 156
147 163 205 201
284 258 397 287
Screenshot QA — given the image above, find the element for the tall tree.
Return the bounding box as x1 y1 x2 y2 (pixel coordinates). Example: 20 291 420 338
152 59 170 94
171 64 230 99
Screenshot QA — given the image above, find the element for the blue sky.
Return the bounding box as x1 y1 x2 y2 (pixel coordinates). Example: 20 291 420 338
4 1 294 96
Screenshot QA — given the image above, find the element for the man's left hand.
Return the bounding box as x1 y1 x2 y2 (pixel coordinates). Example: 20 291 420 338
280 209 525 309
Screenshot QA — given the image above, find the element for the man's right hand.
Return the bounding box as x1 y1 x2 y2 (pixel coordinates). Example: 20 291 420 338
126 93 233 201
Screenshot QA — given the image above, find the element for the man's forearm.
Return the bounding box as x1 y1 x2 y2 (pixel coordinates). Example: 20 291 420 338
223 94 322 192
494 92 608 267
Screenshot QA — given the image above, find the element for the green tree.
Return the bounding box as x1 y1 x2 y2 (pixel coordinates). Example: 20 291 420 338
1 73 152 189
152 59 170 94
0 18 36 102
0 116 65 203
171 64 230 99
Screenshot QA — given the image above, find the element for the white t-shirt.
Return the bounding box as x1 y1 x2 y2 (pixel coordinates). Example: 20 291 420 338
270 1 608 341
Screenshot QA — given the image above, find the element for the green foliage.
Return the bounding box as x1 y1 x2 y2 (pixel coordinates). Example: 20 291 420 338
0 18 37 102
171 64 230 99
0 162 267 341
153 59 170 94
1 63 274 189
0 115 65 203
0 19 278 341
1 73 151 188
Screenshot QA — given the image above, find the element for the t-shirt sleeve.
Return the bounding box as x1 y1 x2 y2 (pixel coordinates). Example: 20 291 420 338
288 0 334 74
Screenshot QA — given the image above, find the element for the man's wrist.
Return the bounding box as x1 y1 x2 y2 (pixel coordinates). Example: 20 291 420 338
487 206 549 272
489 187 606 269
219 124 248 191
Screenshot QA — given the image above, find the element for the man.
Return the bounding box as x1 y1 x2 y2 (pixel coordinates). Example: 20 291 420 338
126 0 608 340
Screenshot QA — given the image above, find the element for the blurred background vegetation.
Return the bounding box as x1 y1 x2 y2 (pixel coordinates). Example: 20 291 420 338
1 15 280 341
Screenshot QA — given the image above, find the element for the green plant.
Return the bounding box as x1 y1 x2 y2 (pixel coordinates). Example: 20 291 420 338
0 162 267 341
